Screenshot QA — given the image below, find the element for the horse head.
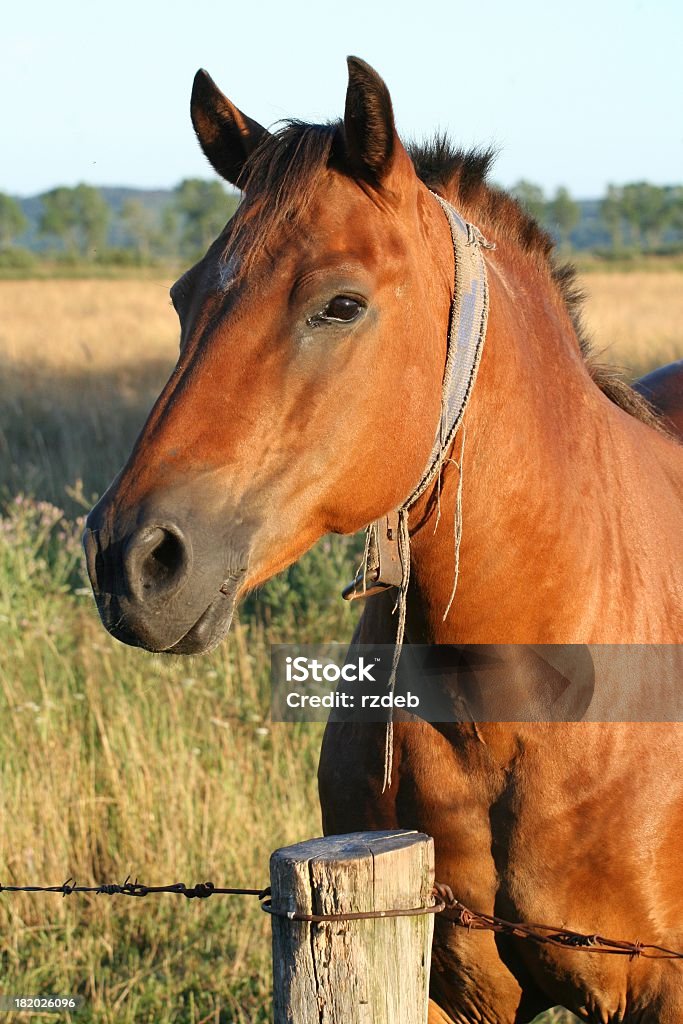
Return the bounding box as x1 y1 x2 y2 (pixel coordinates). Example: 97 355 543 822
84 59 452 653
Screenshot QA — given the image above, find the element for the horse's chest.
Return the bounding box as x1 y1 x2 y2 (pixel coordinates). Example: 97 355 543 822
319 720 505 905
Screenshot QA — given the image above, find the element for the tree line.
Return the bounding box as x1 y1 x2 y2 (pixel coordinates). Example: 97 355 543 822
0 178 682 267
0 180 239 267
511 180 683 251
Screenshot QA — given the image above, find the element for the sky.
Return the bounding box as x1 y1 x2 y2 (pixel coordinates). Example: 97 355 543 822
2 0 681 199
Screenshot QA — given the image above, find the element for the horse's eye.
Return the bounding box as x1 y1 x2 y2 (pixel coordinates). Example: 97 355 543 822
309 296 364 326
325 296 362 321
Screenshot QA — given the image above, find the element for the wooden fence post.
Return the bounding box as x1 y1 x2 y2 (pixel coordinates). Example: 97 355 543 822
270 830 435 1024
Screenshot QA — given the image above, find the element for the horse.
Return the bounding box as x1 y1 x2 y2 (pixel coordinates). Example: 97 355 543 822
635 359 683 437
83 59 683 1022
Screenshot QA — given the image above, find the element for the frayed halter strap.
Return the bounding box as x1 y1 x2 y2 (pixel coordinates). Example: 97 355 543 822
342 191 494 791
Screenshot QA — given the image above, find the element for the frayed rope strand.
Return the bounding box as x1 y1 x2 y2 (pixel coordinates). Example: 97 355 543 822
443 425 466 622
382 508 411 793
358 525 373 595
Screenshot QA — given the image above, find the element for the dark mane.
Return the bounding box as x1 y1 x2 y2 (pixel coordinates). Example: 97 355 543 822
408 135 665 433
228 122 664 433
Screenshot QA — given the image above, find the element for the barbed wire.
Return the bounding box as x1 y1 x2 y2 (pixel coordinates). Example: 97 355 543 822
0 878 267 900
432 883 683 962
1 876 681 961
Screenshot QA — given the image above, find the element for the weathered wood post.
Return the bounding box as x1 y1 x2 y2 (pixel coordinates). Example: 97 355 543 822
270 830 435 1024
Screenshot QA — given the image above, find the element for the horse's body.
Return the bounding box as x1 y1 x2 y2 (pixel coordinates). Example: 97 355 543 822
636 360 683 438
84 60 683 1022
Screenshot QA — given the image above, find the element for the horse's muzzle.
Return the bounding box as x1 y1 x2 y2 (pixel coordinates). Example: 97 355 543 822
83 493 250 654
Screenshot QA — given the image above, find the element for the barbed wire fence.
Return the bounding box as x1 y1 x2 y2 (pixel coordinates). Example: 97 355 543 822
2 876 682 960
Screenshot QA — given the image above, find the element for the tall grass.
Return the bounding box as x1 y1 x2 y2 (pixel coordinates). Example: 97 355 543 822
0 280 177 509
2 272 681 1022
0 497 357 1022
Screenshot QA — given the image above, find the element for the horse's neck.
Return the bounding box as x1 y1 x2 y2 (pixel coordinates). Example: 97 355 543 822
405 245 681 644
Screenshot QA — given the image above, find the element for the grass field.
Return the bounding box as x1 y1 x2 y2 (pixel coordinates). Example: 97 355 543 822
1 271 681 1022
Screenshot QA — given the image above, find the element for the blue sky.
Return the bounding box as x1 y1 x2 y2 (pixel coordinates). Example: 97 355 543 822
3 0 681 198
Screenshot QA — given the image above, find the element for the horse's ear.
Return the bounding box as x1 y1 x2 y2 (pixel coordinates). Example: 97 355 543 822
191 70 269 187
343 57 401 185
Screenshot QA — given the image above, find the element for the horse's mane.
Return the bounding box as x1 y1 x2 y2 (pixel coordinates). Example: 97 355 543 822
229 121 662 432
408 135 664 432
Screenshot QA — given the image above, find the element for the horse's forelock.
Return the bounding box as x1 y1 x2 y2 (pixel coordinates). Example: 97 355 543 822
221 120 341 276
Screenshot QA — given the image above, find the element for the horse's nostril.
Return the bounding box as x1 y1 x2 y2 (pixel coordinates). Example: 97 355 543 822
144 530 184 588
127 525 190 600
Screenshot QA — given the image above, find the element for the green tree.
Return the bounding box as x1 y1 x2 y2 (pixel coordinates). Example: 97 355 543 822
620 183 670 250
548 186 580 249
510 180 547 224
73 183 109 256
39 184 109 258
0 194 28 248
171 179 239 260
40 187 78 254
666 186 683 240
600 185 624 249
157 204 182 260
637 184 672 249
120 199 159 262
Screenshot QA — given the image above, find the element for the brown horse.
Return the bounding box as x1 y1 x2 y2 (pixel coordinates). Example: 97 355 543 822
84 59 683 1022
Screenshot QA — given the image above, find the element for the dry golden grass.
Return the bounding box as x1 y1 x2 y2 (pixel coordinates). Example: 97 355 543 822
0 279 178 369
0 280 178 508
580 271 683 377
